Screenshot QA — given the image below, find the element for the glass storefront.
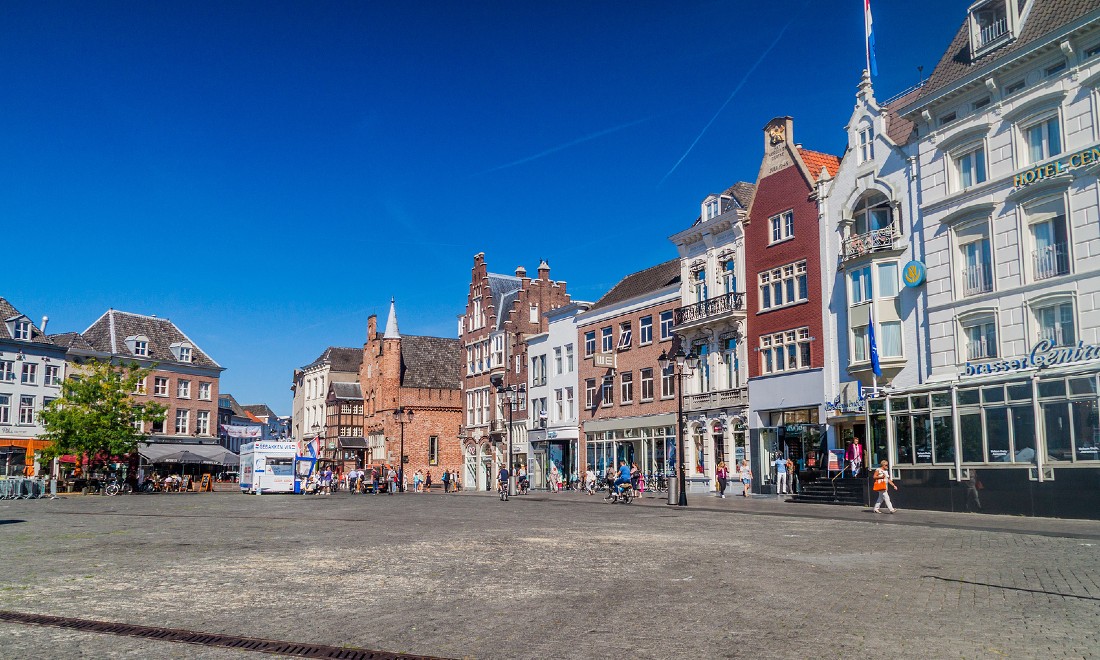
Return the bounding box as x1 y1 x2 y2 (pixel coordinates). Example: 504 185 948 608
870 371 1100 467
585 426 675 478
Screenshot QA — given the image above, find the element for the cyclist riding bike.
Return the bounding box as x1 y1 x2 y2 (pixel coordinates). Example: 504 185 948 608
497 466 510 499
613 460 632 494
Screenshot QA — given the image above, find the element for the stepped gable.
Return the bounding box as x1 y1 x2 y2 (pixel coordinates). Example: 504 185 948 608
399 335 462 390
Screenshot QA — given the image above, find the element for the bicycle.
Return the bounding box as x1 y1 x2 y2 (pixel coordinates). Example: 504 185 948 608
104 475 123 496
498 481 509 501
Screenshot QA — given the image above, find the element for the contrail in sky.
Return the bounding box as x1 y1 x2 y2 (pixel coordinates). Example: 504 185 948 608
658 13 800 188
475 116 653 176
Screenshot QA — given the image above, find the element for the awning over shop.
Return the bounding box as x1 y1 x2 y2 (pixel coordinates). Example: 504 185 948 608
139 442 238 465
337 437 369 449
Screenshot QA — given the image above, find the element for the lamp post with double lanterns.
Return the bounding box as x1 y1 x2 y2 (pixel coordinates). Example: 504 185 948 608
659 347 699 507
491 374 525 496
392 407 413 492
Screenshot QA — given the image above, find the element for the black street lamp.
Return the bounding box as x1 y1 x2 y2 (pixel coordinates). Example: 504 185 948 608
493 381 525 496
393 407 413 492
659 347 700 507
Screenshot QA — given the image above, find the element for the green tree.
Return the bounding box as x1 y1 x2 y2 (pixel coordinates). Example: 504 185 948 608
39 360 166 463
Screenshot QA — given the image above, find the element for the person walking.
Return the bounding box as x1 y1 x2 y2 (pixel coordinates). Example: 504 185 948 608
348 469 358 494
371 467 379 494
850 437 864 478
387 466 397 494
740 460 752 497
630 462 640 494
413 469 423 493
716 461 729 498
441 469 450 493
425 470 433 493
872 460 898 513
549 463 560 493
584 465 596 495
774 453 788 495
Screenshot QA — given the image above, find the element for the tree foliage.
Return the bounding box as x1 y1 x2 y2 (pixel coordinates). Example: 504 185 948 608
39 360 166 462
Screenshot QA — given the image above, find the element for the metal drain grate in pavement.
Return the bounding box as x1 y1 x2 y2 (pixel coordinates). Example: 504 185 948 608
0 610 447 659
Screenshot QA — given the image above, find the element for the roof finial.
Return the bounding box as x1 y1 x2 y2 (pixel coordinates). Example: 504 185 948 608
383 297 400 339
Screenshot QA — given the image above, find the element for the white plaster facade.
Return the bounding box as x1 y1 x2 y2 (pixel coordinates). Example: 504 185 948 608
819 72 925 453
525 302 589 489
669 186 752 476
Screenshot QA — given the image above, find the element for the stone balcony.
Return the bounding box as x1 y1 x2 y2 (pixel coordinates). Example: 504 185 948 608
683 387 748 413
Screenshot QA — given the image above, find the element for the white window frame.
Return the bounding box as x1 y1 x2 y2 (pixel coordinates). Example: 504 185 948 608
175 409 190 435
0 361 13 382
584 331 596 357
857 123 874 163
0 394 9 424
617 322 632 350
640 368 654 402
1018 111 1063 166
639 316 653 345
134 340 148 357
585 379 597 409
154 377 169 397
601 327 613 352
198 382 211 401
44 365 61 386
18 395 34 425
759 260 808 311
196 410 210 436
565 344 574 372
21 363 37 385
13 321 31 341
620 371 633 404
767 210 795 245
600 377 614 407
959 313 999 361
761 328 812 375
177 379 191 399
659 311 674 340
952 142 987 191
1031 297 1076 347
553 347 562 375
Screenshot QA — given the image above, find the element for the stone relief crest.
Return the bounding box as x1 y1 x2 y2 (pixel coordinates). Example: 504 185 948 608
768 124 786 146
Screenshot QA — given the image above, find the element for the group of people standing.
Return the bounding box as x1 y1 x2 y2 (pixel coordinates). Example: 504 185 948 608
308 465 463 494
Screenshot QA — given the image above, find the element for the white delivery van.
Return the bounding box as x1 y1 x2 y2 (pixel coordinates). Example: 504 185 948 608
239 441 297 494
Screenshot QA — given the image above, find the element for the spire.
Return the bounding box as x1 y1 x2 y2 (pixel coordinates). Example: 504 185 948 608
383 298 400 339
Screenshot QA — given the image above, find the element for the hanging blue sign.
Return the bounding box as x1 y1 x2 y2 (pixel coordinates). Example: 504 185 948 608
902 261 926 288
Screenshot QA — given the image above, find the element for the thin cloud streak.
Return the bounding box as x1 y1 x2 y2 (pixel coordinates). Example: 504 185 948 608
474 116 654 176
657 12 801 188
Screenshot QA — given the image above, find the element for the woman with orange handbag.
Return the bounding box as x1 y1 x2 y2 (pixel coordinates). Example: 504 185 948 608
872 460 897 513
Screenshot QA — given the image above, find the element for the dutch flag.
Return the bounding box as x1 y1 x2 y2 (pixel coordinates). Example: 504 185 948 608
865 0 879 77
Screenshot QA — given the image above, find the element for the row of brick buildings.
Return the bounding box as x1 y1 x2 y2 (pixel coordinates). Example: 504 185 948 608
293 1 1100 517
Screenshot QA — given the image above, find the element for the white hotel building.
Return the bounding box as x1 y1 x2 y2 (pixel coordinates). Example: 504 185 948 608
888 0 1100 517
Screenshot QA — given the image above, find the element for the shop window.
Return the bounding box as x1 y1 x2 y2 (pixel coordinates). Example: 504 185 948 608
986 407 1010 462
959 412 984 463
933 413 954 464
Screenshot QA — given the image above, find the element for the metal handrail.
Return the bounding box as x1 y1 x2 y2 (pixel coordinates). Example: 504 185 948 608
673 291 745 325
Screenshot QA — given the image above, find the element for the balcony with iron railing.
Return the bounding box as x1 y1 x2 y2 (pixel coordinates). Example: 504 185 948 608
1033 243 1069 281
840 223 900 261
962 263 993 296
683 387 748 413
673 291 745 327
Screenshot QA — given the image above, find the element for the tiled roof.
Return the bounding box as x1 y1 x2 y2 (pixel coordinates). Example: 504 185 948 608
48 332 98 352
82 309 221 369
219 393 245 415
0 298 53 346
486 273 522 331
400 335 462 390
241 404 277 419
303 346 362 373
917 0 1100 103
590 259 681 311
798 149 841 181
725 182 756 209
330 382 363 400
883 87 924 145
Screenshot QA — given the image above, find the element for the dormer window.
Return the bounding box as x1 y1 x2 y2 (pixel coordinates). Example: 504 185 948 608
124 334 150 357
169 342 193 363
968 0 1029 59
13 320 30 341
705 198 720 219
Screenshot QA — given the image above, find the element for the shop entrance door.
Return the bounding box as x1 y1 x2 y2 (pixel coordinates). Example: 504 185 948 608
531 450 546 490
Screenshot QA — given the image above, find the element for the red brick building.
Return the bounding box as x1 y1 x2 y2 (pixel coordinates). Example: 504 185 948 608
576 260 687 486
71 310 223 445
744 117 839 485
325 381 364 472
360 300 463 490
458 253 570 491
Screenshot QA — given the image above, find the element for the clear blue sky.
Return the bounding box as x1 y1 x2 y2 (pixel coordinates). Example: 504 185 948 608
2 1 964 415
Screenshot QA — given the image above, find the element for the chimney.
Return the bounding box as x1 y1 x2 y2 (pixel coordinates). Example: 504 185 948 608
367 314 377 340
40 316 48 334
537 259 550 281
515 265 527 278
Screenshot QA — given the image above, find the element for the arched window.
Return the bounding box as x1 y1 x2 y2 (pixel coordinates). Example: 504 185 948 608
851 191 892 236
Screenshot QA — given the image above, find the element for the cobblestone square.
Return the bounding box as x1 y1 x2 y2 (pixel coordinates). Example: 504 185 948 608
1 492 1098 659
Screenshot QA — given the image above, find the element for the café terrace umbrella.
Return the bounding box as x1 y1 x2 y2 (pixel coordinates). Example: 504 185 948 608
157 450 214 465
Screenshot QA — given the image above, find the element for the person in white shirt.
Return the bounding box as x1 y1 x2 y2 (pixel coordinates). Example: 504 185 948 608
872 460 898 513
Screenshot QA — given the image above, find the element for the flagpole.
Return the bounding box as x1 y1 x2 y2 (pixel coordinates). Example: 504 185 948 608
865 0 870 75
